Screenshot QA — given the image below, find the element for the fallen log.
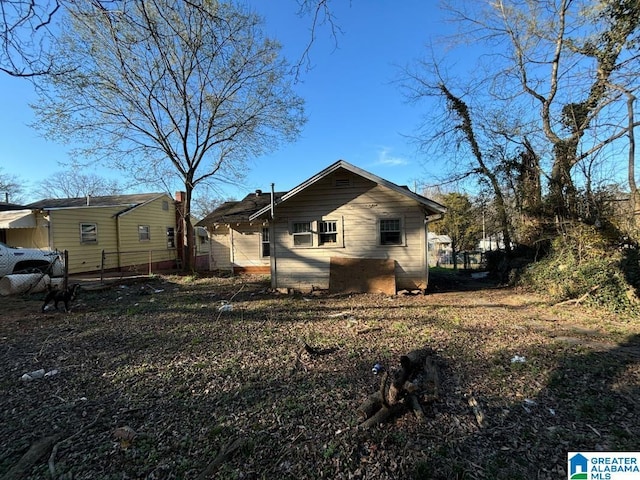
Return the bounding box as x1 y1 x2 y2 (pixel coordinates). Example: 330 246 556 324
554 285 600 306
357 391 383 422
1 435 59 480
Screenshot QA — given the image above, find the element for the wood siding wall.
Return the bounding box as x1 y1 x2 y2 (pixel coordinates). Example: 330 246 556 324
48 196 177 274
206 224 270 271
271 173 427 291
208 226 232 271
116 197 177 270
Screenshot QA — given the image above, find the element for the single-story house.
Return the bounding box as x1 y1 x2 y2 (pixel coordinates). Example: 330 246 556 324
199 160 446 293
197 190 285 274
0 193 180 275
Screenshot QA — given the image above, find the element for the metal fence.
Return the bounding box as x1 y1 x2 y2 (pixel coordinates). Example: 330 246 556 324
100 249 177 282
436 250 485 270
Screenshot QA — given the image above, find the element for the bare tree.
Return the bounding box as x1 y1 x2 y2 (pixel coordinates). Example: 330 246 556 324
0 0 61 76
408 0 640 227
35 170 122 198
0 168 25 203
32 0 305 270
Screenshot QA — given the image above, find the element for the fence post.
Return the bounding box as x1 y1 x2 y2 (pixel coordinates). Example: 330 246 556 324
101 249 105 284
148 250 152 276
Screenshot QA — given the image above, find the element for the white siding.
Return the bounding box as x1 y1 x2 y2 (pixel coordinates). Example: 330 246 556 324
271 172 427 291
206 224 270 271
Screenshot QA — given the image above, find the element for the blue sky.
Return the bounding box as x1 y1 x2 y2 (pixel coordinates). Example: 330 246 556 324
0 1 451 204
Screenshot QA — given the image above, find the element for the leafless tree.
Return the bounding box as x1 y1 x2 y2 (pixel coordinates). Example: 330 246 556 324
0 169 25 203
32 0 305 270
34 170 122 198
407 0 640 228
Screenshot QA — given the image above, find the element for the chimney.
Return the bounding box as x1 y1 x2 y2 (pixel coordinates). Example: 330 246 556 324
175 191 186 203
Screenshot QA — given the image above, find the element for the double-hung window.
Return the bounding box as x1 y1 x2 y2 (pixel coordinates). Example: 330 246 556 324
261 227 270 257
290 219 342 248
80 223 97 244
379 218 403 245
319 220 337 245
166 227 176 248
138 225 150 241
292 221 312 246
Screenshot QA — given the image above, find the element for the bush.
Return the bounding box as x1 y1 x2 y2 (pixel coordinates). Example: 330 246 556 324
520 223 640 314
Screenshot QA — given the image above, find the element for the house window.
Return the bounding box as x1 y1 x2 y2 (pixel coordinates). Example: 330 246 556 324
261 227 270 257
162 200 169 211
166 227 175 248
292 221 312 246
80 223 97 244
138 225 150 241
379 218 402 245
319 220 337 245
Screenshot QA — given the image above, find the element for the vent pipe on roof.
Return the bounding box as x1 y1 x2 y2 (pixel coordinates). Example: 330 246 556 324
255 189 262 196
86 195 90 206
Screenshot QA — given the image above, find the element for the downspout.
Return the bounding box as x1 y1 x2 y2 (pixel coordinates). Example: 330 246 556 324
44 210 53 250
270 183 277 290
424 213 443 293
116 214 122 270
229 226 235 275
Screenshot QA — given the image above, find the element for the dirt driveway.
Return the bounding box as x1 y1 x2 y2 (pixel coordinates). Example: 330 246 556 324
1 273 638 479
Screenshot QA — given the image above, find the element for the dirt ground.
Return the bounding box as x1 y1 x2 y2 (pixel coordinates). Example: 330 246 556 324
0 271 638 479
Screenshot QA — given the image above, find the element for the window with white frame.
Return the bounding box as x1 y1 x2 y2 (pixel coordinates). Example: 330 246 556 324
138 225 150 241
80 223 97 244
261 227 270 257
319 220 337 245
292 221 312 246
290 219 343 248
379 218 403 245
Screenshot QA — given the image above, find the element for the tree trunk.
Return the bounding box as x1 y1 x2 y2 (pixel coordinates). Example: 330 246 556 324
183 182 195 272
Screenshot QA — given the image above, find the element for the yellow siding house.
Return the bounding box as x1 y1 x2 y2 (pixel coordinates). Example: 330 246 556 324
22 193 178 274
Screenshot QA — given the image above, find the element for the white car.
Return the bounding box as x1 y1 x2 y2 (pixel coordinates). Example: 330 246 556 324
0 242 64 277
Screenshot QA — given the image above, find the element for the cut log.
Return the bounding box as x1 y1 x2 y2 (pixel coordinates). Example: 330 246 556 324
356 347 442 429
408 394 426 423
1 435 59 480
359 404 404 430
357 391 383 421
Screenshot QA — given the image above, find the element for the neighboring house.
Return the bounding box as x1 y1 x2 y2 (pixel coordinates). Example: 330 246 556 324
1 193 180 275
199 160 446 293
0 202 50 247
197 190 285 274
427 232 452 266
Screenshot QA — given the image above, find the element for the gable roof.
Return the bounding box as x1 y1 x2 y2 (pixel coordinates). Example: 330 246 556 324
27 193 168 210
249 160 446 220
0 202 30 212
197 191 286 226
